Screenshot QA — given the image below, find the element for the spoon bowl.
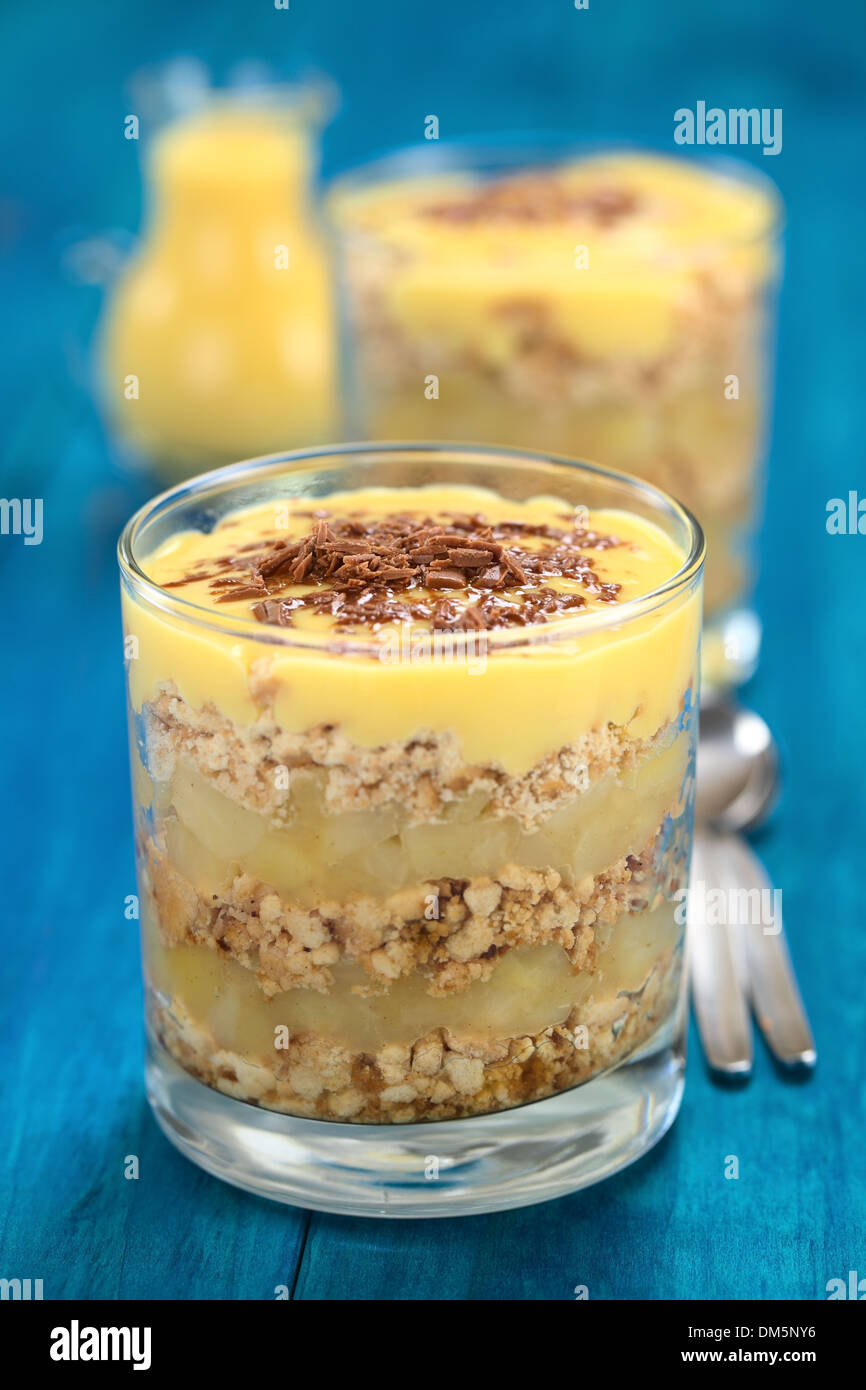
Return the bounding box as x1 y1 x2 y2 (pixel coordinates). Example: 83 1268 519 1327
696 699 780 831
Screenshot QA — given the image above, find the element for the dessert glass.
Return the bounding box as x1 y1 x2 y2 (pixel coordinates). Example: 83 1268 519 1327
119 442 704 1216
331 143 780 691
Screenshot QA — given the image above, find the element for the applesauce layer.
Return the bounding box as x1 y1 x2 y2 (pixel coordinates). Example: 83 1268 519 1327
148 902 684 1122
124 483 700 774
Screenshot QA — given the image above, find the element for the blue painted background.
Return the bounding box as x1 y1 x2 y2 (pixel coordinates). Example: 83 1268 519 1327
2 0 865 1300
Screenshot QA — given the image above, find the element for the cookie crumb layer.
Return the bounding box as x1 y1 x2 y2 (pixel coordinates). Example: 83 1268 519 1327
142 684 680 830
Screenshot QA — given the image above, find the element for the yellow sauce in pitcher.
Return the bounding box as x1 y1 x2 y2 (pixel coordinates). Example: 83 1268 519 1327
101 103 338 479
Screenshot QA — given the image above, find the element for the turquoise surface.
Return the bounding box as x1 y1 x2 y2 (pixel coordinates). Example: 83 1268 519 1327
1 0 864 1300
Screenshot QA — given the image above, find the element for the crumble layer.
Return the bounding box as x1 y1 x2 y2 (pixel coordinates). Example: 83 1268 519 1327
139 686 682 830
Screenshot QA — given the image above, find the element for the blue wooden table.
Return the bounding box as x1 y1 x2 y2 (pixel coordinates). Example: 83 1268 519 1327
2 0 865 1300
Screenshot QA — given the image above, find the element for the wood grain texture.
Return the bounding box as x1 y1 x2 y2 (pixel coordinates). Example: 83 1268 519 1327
1 0 864 1301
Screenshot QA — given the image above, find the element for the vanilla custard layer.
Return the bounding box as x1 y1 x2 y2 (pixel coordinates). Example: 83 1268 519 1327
145 900 680 1053
152 727 687 902
125 484 699 775
333 153 779 362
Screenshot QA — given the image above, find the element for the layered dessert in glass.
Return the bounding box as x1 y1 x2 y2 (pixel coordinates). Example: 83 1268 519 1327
120 444 703 1212
332 149 780 688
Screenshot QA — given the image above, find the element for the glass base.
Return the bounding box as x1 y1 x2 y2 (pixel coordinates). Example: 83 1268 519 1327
702 606 762 694
144 1018 686 1218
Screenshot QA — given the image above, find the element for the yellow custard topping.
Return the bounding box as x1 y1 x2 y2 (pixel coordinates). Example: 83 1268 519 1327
332 153 779 362
124 483 700 773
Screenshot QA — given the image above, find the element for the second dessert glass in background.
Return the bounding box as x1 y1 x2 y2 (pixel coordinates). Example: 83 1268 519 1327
331 142 782 691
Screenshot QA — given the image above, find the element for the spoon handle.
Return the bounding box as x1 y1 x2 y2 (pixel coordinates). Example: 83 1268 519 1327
716 832 817 1068
689 833 753 1075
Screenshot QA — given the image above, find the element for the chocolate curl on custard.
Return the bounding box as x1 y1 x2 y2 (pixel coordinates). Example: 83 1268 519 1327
167 509 622 632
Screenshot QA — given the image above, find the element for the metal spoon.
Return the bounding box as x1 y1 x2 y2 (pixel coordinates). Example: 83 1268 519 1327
695 699 780 832
690 700 816 1075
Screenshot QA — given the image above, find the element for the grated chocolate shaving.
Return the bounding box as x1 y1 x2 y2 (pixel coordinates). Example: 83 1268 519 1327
165 510 624 632
422 175 639 228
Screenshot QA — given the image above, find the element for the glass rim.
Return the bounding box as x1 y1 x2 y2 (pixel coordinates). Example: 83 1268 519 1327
329 133 785 254
118 441 705 655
